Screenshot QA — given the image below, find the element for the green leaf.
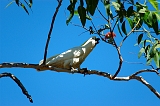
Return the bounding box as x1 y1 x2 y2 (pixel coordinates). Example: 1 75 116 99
149 44 157 59
136 2 147 12
112 1 121 11
138 33 143 45
138 47 145 58
145 45 150 56
127 18 134 29
80 0 84 6
154 51 159 68
66 14 74 25
120 16 124 23
29 0 33 4
86 15 92 20
66 0 77 25
147 58 153 65
86 0 99 16
24 0 32 8
143 39 146 47
121 21 127 35
104 0 113 19
127 6 133 17
78 6 86 26
134 40 151 46
117 23 123 37
155 44 160 49
20 3 29 15
143 11 152 28
152 12 159 35
73 10 92 20
138 7 147 13
74 10 78 15
15 0 19 6
149 0 158 10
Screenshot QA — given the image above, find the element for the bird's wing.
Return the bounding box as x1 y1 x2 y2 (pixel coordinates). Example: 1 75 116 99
46 46 84 65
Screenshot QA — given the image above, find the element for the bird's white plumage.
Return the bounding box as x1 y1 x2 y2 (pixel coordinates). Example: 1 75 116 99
38 36 99 71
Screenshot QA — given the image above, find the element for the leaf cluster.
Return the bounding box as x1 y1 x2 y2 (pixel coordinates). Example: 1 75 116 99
66 0 160 68
6 0 33 15
137 33 160 68
66 0 99 26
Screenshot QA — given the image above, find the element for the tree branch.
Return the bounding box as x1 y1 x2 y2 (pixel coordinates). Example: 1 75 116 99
0 72 33 103
112 45 123 79
42 0 63 65
0 62 160 99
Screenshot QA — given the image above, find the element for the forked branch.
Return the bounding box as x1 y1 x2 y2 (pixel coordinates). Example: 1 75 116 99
0 62 160 99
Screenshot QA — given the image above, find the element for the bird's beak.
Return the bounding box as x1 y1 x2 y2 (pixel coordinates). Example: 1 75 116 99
95 38 100 44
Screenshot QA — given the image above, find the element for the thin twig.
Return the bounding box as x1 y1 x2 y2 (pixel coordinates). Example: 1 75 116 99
42 0 63 65
112 18 119 31
97 7 109 22
0 62 160 99
90 20 104 40
131 69 160 76
70 22 105 37
124 60 155 69
0 72 33 103
119 18 141 47
70 22 89 31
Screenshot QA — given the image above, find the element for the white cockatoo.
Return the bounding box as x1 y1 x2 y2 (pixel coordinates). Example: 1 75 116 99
38 36 100 71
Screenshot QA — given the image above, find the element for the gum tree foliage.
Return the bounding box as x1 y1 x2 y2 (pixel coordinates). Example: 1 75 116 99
2 0 160 103
66 0 160 68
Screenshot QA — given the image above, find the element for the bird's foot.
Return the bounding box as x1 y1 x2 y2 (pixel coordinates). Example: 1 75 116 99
81 68 88 77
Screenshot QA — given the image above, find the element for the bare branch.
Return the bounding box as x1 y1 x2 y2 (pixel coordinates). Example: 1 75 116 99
0 62 160 99
111 19 141 77
131 69 160 76
130 76 160 99
42 0 63 65
0 72 33 103
112 45 123 79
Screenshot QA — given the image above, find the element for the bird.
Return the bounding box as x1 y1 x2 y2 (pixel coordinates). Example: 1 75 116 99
38 36 100 71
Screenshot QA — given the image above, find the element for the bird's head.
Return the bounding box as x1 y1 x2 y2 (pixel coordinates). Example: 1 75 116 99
82 36 100 47
92 36 100 45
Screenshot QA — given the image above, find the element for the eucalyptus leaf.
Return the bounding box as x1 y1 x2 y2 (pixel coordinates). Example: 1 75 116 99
154 51 159 68
127 18 134 29
86 0 99 16
127 6 133 17
138 33 143 45
138 47 145 58
78 6 86 26
121 21 127 35
149 0 158 10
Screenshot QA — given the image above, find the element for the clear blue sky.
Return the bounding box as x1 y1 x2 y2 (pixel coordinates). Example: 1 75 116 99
0 0 160 106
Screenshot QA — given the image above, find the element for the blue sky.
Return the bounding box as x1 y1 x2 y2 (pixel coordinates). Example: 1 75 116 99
0 0 160 106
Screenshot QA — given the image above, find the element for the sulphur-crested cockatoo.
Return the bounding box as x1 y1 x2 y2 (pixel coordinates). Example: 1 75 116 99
38 36 100 71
